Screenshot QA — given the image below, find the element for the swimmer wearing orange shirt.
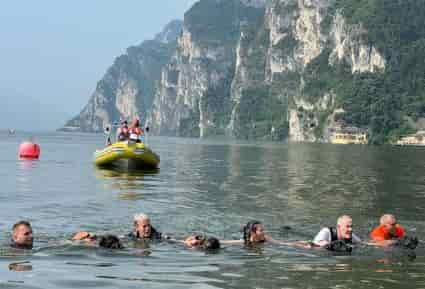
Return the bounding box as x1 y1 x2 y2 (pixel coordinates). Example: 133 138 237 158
370 214 405 247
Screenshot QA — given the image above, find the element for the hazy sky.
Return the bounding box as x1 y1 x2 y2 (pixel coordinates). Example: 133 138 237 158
0 0 197 131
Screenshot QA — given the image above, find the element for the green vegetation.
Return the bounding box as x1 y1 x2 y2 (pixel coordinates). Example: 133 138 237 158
303 0 425 144
185 0 264 46
96 39 176 124
202 70 233 131
314 109 332 139
238 85 288 140
179 106 201 138
273 33 298 56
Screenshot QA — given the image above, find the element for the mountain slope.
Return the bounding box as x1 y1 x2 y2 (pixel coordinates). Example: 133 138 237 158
62 20 182 132
64 0 425 144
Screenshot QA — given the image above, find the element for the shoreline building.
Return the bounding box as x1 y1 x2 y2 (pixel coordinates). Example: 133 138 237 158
330 126 368 145
396 131 425 146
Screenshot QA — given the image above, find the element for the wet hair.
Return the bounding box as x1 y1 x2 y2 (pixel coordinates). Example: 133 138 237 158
134 213 149 223
98 235 123 249
380 214 396 225
203 237 220 250
12 220 32 232
242 220 262 245
337 215 352 226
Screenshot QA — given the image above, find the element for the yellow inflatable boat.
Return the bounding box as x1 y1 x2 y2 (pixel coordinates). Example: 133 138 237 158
94 141 160 169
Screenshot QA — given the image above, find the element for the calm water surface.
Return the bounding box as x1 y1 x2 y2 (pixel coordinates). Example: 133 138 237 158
0 131 425 288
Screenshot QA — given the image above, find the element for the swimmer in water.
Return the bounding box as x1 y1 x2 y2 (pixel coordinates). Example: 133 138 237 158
72 232 123 249
129 213 162 240
166 234 220 250
311 215 361 252
221 220 294 246
368 214 418 249
10 221 33 250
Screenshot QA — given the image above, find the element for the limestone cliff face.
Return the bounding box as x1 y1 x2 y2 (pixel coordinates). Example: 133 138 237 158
62 21 182 132
329 14 385 73
261 0 385 142
64 0 390 142
225 0 386 142
147 0 264 137
147 27 234 137
266 0 330 75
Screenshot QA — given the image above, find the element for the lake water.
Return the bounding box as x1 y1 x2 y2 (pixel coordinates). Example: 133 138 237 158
0 131 425 289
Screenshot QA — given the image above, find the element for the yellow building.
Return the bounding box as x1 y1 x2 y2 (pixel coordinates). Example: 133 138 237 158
396 131 425 146
330 127 368 144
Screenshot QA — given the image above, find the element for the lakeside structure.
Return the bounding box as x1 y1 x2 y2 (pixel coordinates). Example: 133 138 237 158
330 126 368 145
396 131 425 146
59 126 80 132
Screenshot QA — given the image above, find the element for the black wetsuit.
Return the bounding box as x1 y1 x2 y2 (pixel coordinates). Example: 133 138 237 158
327 227 352 252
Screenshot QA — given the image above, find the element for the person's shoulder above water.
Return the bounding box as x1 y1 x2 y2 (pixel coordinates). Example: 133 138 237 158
369 214 417 249
370 214 405 242
312 215 361 252
313 227 332 245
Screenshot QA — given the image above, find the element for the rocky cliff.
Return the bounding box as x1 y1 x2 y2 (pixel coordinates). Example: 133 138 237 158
64 0 425 144
62 20 182 132
147 0 265 137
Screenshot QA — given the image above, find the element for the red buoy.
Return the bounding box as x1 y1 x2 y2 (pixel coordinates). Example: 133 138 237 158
19 142 40 159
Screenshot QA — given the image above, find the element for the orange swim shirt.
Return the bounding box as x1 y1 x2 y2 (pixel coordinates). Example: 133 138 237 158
370 224 405 241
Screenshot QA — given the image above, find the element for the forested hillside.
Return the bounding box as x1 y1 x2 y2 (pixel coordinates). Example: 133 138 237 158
64 0 425 144
315 0 425 143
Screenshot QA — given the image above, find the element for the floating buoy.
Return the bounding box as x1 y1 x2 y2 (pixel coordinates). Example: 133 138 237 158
19 142 40 159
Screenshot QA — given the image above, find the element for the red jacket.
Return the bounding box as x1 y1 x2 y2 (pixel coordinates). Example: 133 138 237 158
130 126 143 135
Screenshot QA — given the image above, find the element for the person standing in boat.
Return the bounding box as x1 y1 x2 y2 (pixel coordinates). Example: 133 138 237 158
129 117 144 143
117 120 130 141
104 126 112 146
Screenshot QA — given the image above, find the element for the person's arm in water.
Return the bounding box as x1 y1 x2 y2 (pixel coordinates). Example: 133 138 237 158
263 235 315 248
365 240 399 247
220 236 301 246
264 235 291 246
368 224 405 247
71 231 97 245
220 239 244 245
161 234 194 245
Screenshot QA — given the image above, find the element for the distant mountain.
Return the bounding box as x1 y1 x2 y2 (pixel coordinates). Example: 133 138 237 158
154 20 184 43
61 20 182 132
63 0 425 144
